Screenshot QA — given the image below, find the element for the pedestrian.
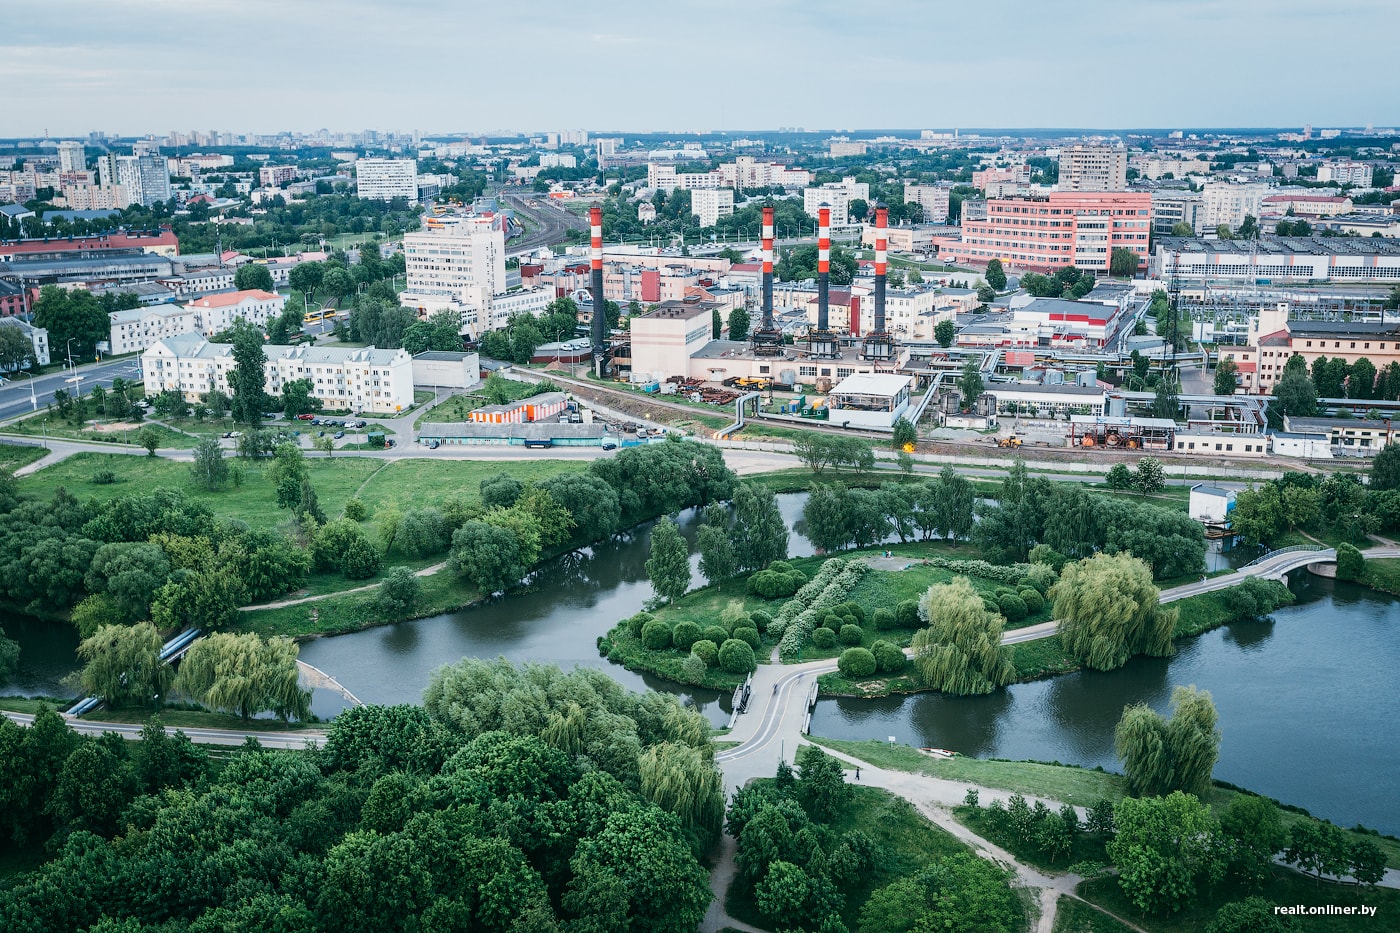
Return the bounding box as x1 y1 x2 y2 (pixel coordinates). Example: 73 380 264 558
855 767 861 781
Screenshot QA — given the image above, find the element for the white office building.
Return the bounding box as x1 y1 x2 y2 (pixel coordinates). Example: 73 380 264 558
401 216 508 322
355 158 419 201
184 289 287 336
903 184 951 224
1201 182 1271 230
143 333 415 414
57 141 86 174
109 305 199 355
804 177 870 226
691 188 734 228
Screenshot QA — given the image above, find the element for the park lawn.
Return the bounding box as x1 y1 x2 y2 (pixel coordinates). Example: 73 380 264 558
1360 557 1400 597
14 452 381 532
417 393 487 425
0 443 46 469
4 416 198 449
726 785 987 933
236 565 481 639
956 804 1110 874
0 697 72 715
352 457 586 515
1076 870 1400 933
1051 896 1138 933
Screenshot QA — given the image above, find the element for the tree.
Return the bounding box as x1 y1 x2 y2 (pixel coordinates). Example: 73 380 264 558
322 266 354 300
1171 222 1194 237
1370 444 1400 491
1108 791 1224 915
795 744 852 821
891 416 918 452
639 741 724 845
934 318 955 348
696 505 737 585
731 483 788 572
77 621 173 707
1238 214 1259 239
0 325 36 372
1216 224 1234 239
1349 356 1377 399
174 632 311 720
377 566 422 618
1284 820 1352 881
911 577 1015 695
984 258 1007 291
1219 795 1286 889
450 520 524 594
1214 358 1239 396
957 358 983 410
1271 372 1317 420
1054 553 1175 671
646 516 690 603
1153 372 1180 419
727 307 750 341
136 426 161 457
847 198 869 223
288 260 324 296
281 378 321 417
189 437 230 491
1110 247 1140 277
1105 463 1133 490
859 854 1022 933
1115 686 1220 798
1132 457 1166 496
1334 543 1365 582
227 320 268 426
31 285 109 362
233 263 274 292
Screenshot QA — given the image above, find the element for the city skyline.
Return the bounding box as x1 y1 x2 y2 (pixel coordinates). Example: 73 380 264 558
6 0 1399 137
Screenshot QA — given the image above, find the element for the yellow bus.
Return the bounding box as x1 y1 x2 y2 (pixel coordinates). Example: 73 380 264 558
302 308 333 324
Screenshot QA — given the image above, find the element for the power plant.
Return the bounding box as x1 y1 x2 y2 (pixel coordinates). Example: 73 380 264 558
808 205 840 359
861 205 896 361
749 205 785 356
590 204 608 377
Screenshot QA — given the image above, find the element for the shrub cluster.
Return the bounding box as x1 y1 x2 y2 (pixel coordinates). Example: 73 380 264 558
747 560 809 599
774 560 868 661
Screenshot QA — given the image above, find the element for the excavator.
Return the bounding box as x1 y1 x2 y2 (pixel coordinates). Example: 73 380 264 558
996 434 1023 449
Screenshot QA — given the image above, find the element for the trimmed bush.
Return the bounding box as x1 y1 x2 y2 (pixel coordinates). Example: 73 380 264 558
835 602 866 624
981 596 1001 613
839 624 864 646
1018 588 1045 613
691 639 719 665
748 567 806 599
732 626 762 650
702 624 730 645
749 609 772 633
671 620 702 651
895 599 920 627
871 640 906 673
872 607 897 630
1336 543 1365 581
837 647 877 679
627 612 654 637
344 497 368 521
341 536 382 580
680 653 708 685
997 593 1028 623
718 638 756 674
812 627 837 649
641 620 673 650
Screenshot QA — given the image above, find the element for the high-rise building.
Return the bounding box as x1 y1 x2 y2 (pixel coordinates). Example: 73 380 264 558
1057 145 1128 192
114 147 172 207
803 177 870 226
691 189 734 228
57 141 86 173
355 158 418 201
944 191 1152 273
903 184 951 224
400 216 507 315
1201 182 1270 230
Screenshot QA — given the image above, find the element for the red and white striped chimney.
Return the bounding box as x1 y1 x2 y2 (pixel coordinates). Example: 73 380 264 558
817 206 831 334
590 205 605 354
874 206 888 335
761 205 775 331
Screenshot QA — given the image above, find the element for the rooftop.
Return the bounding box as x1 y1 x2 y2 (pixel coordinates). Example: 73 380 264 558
186 289 280 308
830 372 912 396
639 298 717 320
1154 235 1400 258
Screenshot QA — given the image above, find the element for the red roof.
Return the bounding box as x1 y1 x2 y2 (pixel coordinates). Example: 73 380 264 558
1235 362 1257 373
1258 329 1291 346
187 289 280 308
0 228 177 257
729 263 761 272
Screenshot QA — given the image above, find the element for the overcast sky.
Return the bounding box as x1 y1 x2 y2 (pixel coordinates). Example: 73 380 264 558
6 0 1397 138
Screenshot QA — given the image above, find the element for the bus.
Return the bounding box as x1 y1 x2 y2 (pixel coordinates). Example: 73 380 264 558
302 308 334 325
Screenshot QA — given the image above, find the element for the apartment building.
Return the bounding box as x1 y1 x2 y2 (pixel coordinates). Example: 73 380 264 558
143 333 414 413
804 177 870 226
400 215 507 315
114 148 172 207
647 158 810 193
185 289 286 336
0 317 49 368
108 305 199 355
944 191 1152 273
1260 194 1353 217
57 141 86 174
691 188 734 228
904 184 951 224
1201 182 1271 230
1316 162 1373 186
258 165 298 187
355 158 418 200
972 166 1030 190
62 184 131 210
1057 145 1128 192
1151 192 1206 235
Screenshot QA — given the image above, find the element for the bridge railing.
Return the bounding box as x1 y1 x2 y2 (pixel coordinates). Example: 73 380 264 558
1241 544 1326 569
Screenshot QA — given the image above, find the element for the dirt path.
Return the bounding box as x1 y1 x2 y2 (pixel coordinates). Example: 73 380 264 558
700 831 767 933
238 561 447 611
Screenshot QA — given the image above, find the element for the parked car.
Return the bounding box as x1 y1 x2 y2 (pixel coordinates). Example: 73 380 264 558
427 439 440 449
385 439 395 448
295 413 315 421
523 438 553 449
601 439 617 450
333 431 345 439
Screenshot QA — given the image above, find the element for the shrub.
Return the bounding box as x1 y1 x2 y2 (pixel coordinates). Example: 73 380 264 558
732 626 762 650
872 607 897 630
998 593 1028 622
671 620 702 651
749 609 772 633
641 620 673 650
837 647 877 679
812 627 837 649
91 469 119 485
839 623 864 645
980 596 1000 613
377 566 421 617
1335 543 1365 582
1028 544 1067 573
626 612 654 637
1018 588 1045 613
344 497 368 521
720 600 750 632
680 653 708 685
748 567 806 599
702 624 730 645
871 640 905 673
718 638 756 674
895 599 920 627
835 602 866 624
1023 562 1059 594
691 639 719 665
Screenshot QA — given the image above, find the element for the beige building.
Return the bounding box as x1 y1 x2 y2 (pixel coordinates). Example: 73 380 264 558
903 185 950 224
1222 303 1400 394
185 290 286 336
401 216 508 314
1057 145 1128 191
691 188 734 228
62 184 131 210
628 298 718 380
109 305 199 355
1201 182 1270 230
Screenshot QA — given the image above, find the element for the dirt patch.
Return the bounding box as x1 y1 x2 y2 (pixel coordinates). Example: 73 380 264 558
87 421 144 433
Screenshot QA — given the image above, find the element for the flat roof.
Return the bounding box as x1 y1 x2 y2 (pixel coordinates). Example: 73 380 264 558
1191 485 1234 498
1154 235 1400 258
991 383 1105 396
831 372 911 396
412 350 476 362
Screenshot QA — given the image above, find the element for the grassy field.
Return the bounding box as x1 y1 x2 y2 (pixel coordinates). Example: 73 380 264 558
416 394 487 425
3 416 197 449
1076 871 1400 933
0 443 46 469
1360 557 1400 596
1051 896 1138 933
957 804 1110 873
726 784 990 933
0 697 72 715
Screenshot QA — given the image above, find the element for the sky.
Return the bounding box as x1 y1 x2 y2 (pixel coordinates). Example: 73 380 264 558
6 0 1398 138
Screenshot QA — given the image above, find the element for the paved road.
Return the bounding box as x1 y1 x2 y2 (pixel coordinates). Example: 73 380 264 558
1 710 327 750
0 357 144 423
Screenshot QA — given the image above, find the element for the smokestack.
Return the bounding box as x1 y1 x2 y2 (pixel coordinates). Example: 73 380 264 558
761 205 775 331
817 206 830 334
590 205 605 369
874 206 888 335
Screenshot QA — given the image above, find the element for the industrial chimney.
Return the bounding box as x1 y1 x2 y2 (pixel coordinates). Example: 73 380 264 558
590 205 607 376
861 205 895 362
808 205 839 359
750 204 783 355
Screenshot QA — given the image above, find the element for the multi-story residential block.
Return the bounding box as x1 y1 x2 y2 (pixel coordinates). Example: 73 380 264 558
1261 193 1353 217
539 153 577 169
400 215 507 317
1201 182 1271 230
258 165 298 187
804 178 870 226
185 289 286 336
1151 192 1206 235
0 316 48 368
828 140 868 157
904 184 951 224
1316 161 1373 186
62 184 131 211
1057 145 1128 191
108 304 199 355
115 146 172 207
56 141 86 174
944 191 1152 273
355 158 418 200
648 158 810 193
143 333 414 413
691 188 734 228
972 166 1030 190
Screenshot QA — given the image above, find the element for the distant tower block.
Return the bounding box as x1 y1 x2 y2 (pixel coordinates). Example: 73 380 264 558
807 205 840 360
749 204 784 356
861 205 896 362
590 204 609 377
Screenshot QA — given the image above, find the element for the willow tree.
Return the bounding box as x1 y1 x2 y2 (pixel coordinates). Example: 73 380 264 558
911 577 1015 695
1114 685 1220 797
174 632 310 721
639 741 725 845
77 621 172 706
1053 552 1175 671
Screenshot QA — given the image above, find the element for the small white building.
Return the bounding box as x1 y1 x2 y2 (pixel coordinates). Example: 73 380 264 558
827 372 913 430
1188 485 1236 524
1270 430 1333 460
0 317 50 369
185 289 286 336
411 350 481 390
109 305 199 355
